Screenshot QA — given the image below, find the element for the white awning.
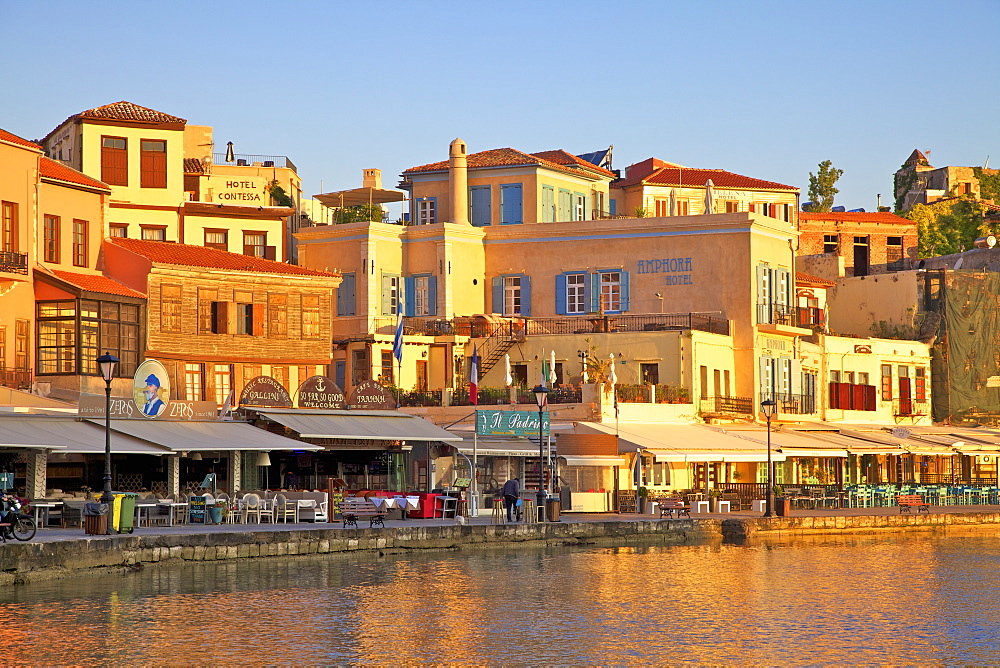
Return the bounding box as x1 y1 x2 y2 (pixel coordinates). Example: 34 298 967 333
575 422 785 462
560 455 627 467
0 416 171 454
87 419 321 452
451 435 540 457
257 409 461 442
722 428 849 458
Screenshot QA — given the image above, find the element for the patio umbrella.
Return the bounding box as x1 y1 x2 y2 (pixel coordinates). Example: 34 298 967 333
549 350 558 385
225 141 235 163
608 354 617 387
704 179 716 214
504 354 512 387
668 188 677 217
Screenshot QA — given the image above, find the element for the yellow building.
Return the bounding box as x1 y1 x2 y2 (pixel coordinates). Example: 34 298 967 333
40 101 296 261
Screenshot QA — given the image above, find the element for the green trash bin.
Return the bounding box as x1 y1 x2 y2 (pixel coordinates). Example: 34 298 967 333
112 492 139 533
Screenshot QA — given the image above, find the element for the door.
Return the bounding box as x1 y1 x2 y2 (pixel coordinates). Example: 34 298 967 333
416 361 428 391
899 376 912 416
853 236 870 276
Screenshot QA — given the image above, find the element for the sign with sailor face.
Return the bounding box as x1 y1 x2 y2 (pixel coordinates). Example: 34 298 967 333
133 359 170 418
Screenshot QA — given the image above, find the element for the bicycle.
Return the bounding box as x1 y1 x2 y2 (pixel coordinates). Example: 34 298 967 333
1 494 36 542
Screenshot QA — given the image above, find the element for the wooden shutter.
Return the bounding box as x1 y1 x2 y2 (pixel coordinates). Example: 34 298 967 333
470 186 491 226
404 277 416 317
555 274 567 315
337 272 356 316
101 137 128 186
851 384 866 410
427 276 437 316
491 277 502 314
501 185 522 225
619 271 630 312
381 274 394 315
589 272 600 313
837 383 851 409
519 274 531 316
252 303 265 336
864 385 877 411
828 382 839 409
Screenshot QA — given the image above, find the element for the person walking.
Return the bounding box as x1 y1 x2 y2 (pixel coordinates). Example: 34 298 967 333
502 477 520 522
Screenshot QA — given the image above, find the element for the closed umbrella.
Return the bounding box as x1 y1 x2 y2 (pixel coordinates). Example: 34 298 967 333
668 188 677 217
549 350 558 385
704 179 715 214
504 354 512 387
225 141 235 163
608 354 617 387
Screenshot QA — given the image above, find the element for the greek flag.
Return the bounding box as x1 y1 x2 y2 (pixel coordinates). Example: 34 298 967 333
392 299 404 363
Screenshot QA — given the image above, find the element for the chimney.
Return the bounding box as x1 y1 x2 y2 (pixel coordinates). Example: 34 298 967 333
363 169 382 189
449 138 469 225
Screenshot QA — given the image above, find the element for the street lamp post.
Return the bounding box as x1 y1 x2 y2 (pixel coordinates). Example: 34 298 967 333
97 352 120 532
760 398 777 518
532 384 550 522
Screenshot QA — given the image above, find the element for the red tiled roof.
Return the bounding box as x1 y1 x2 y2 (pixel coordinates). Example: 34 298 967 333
799 211 914 225
79 101 186 124
50 270 146 298
0 128 41 150
183 158 205 174
796 271 835 287
106 237 338 278
403 147 608 179
531 149 617 177
616 164 797 191
40 157 111 192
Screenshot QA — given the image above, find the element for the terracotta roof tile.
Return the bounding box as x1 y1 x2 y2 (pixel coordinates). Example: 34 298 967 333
403 147 609 180
50 270 146 298
799 211 913 225
107 237 337 278
40 157 111 192
0 128 41 150
79 101 186 124
183 158 205 174
796 271 836 287
531 149 617 177
615 165 797 191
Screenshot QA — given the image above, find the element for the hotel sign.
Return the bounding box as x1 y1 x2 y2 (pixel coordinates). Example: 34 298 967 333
208 174 269 204
476 409 549 437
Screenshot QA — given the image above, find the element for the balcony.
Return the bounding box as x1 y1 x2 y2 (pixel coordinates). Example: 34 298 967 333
0 250 28 275
894 398 928 418
756 303 812 336
213 153 297 172
0 367 32 390
763 392 818 415
699 395 754 417
797 306 826 330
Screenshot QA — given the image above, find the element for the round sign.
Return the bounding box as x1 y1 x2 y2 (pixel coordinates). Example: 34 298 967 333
133 359 170 419
239 375 293 407
890 427 912 440
347 379 395 410
296 375 346 409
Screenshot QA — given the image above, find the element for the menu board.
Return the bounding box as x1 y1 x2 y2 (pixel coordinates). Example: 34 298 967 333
189 496 207 523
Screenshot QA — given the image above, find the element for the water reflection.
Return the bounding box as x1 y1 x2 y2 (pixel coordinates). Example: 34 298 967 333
2 532 1000 663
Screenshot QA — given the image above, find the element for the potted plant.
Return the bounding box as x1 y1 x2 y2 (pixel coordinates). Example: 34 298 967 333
708 488 723 512
209 500 226 524
637 486 649 513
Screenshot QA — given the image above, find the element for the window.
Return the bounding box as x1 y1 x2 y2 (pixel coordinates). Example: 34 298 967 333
470 186 491 226
160 284 182 333
887 236 903 270
336 273 356 317
830 370 840 383
198 289 218 334
214 364 233 405
72 219 88 267
352 349 369 384
43 215 60 263
101 136 128 186
573 193 586 221
725 200 740 213
504 276 522 315
881 364 893 401
566 273 585 314
824 234 838 253
859 372 870 385
511 363 528 386
204 229 228 251
756 264 791 324
381 274 400 315
844 371 855 384
541 186 555 223
184 363 204 400
2 201 18 251
416 198 436 225
916 367 927 402
676 200 689 216
415 276 430 316
302 295 321 339
140 139 167 188
654 198 669 217
141 226 166 241
36 299 139 376
381 349 394 385
271 365 289 391
599 271 621 312
641 363 659 385
243 232 267 258
269 293 287 338
500 184 523 225
109 224 128 238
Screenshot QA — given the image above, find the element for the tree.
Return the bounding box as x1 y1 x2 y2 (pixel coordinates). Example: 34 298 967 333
806 160 844 212
905 196 990 257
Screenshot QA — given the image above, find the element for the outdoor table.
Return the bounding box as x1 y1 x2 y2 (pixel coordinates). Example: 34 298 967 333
135 503 158 528
158 501 188 526
31 501 61 529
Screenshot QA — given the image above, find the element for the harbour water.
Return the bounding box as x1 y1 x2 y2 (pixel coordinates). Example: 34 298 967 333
3 530 1000 664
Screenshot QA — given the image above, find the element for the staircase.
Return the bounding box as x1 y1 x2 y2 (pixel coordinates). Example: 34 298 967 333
476 321 525 379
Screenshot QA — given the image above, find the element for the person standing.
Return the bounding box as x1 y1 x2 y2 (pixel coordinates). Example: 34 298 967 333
502 476 520 522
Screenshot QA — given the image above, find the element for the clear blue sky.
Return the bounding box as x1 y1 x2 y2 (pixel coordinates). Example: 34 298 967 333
3 0 997 211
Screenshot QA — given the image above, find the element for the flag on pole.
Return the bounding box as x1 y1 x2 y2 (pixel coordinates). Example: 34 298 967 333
392 299 404 364
470 345 479 406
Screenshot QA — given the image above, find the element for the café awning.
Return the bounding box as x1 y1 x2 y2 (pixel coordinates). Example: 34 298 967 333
575 422 786 462
451 434 540 457
0 416 170 454
257 409 461 443
87 419 321 452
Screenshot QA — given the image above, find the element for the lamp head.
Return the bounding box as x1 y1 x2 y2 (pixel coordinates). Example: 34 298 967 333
760 399 777 418
531 384 550 409
96 352 120 383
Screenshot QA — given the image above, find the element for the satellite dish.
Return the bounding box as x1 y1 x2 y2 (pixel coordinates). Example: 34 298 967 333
890 427 911 440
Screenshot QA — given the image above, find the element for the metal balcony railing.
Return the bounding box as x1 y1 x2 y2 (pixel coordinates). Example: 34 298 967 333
699 395 754 416
0 250 28 275
762 392 818 415
212 153 297 172
0 367 32 390
757 302 799 327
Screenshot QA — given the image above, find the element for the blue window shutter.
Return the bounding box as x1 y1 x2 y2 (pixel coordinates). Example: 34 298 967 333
404 277 415 316
470 185 491 226
501 184 523 225
610 199 617 216
428 275 438 316
589 272 600 313
491 277 503 314
555 274 567 315
620 271 630 312
335 360 346 389
520 274 531 316
338 272 356 316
